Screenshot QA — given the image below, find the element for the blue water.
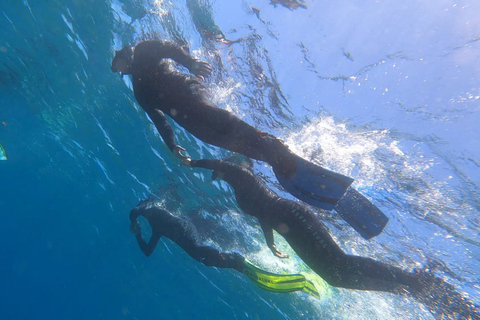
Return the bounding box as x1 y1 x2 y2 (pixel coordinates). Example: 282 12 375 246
1 1 479 319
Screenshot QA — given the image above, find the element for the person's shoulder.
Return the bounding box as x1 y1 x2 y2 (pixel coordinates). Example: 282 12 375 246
134 40 154 50
135 39 175 50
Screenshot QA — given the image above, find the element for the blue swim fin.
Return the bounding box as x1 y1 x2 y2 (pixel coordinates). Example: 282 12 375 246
334 188 389 239
274 153 354 210
274 153 388 239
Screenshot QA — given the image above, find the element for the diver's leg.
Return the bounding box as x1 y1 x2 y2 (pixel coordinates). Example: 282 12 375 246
321 254 417 293
280 200 413 293
169 218 244 271
189 104 293 167
184 244 245 271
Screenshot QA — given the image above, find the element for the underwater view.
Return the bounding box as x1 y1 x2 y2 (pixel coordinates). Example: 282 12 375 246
1 0 479 319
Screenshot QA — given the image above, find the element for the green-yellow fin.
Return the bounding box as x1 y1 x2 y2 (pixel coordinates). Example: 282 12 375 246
0 142 7 161
242 260 320 299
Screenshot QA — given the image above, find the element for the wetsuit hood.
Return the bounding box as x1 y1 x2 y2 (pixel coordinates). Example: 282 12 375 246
111 44 134 76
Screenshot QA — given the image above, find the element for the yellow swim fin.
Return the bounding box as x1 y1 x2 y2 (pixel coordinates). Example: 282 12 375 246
0 142 7 160
241 260 320 299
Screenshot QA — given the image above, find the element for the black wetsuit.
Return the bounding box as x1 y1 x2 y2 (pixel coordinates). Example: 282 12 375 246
127 40 292 172
130 199 244 271
190 159 479 319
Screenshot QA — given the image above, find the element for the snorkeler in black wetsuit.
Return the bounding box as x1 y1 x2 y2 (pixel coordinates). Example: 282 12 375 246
111 40 295 176
184 158 480 319
129 198 322 298
130 198 245 270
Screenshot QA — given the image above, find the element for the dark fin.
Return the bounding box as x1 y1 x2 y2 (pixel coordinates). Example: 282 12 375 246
274 152 354 210
334 188 389 239
241 260 321 298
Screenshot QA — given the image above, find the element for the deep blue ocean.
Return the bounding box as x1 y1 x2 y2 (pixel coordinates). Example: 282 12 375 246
1 1 479 319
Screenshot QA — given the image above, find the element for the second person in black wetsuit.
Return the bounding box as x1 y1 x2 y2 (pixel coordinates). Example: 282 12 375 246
130 198 244 270
184 158 479 320
129 198 322 298
111 40 295 177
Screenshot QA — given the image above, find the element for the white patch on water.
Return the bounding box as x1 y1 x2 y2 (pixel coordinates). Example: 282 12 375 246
2 12 17 30
110 0 132 24
127 171 153 194
94 117 119 155
208 78 243 115
284 116 392 187
94 157 115 185
61 13 89 60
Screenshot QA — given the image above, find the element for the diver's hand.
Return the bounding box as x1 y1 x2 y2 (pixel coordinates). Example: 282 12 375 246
173 145 190 161
191 59 212 80
130 221 141 235
181 158 192 167
271 245 289 259
274 251 289 259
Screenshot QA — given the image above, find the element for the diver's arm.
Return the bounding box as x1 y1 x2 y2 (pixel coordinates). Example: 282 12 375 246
130 209 162 257
189 159 244 175
258 218 289 259
189 159 223 171
189 159 247 181
135 231 161 257
145 109 189 160
134 40 212 79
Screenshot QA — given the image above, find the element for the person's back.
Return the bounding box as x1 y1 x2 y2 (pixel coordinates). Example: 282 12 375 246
129 41 206 117
207 160 279 215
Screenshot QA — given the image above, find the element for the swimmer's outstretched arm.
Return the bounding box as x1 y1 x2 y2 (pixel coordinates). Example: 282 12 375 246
134 40 212 80
188 159 227 170
145 108 189 161
258 218 289 259
130 209 162 257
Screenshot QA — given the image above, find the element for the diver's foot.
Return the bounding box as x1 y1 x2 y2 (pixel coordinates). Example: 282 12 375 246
228 252 246 272
269 139 297 178
273 155 297 178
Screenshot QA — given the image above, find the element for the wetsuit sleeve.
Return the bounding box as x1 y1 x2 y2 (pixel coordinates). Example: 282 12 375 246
190 159 221 170
130 207 163 257
134 40 196 71
135 230 161 257
190 159 240 173
145 108 177 152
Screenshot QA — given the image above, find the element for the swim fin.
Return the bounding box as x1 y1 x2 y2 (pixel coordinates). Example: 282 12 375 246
274 152 388 239
241 260 320 298
273 152 354 210
0 142 7 160
334 188 389 239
